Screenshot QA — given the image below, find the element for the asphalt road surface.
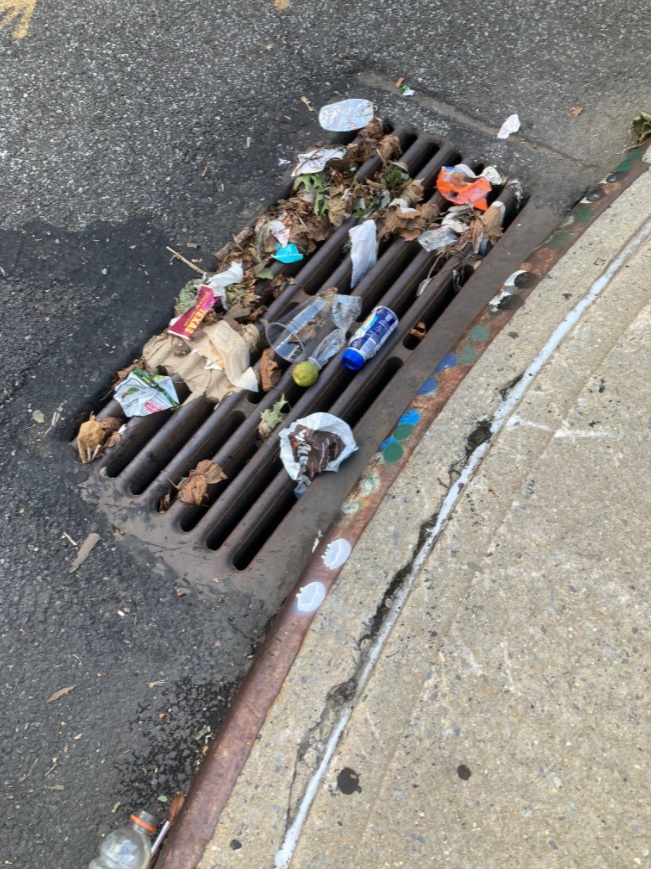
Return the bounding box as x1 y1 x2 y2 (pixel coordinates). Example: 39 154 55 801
1 0 649 865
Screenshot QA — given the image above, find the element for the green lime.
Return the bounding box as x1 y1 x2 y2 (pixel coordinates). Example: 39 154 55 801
292 360 319 387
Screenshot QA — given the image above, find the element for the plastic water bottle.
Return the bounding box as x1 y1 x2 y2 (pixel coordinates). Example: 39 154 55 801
341 306 398 371
88 810 156 869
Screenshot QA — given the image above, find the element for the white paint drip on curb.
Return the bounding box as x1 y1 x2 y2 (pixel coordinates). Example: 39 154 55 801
274 213 651 869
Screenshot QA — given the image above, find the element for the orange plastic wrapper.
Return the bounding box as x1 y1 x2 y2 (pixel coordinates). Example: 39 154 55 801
436 165 491 212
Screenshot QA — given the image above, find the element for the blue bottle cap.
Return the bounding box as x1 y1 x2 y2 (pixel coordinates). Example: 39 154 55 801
342 348 364 371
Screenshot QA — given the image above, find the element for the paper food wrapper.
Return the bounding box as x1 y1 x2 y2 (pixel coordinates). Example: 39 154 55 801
115 368 179 417
168 284 215 339
279 412 358 496
143 321 259 404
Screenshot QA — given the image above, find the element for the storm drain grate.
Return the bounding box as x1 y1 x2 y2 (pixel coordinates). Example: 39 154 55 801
84 125 551 614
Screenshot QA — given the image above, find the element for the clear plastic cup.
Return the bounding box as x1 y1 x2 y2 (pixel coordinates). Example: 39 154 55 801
265 295 336 362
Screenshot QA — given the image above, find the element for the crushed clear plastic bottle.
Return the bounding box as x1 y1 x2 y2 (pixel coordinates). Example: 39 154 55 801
88 810 156 869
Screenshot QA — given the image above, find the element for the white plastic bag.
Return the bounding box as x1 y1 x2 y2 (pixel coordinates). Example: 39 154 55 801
349 220 377 287
279 412 358 495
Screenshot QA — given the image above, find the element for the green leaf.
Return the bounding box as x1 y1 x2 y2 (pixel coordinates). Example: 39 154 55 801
259 394 290 433
174 280 198 316
256 268 274 280
157 795 168 803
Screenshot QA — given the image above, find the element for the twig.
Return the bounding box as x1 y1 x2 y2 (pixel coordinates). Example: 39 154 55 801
165 247 204 275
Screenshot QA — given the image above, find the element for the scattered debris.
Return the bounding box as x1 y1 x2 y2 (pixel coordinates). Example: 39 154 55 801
178 460 227 506
497 113 521 139
395 76 405 88
342 305 398 371
279 412 358 495
114 368 179 417
31 409 45 424
258 394 290 440
632 111 651 145
151 793 186 859
46 685 76 703
112 801 121 814
349 219 377 286
266 290 338 362
409 321 427 341
300 95 316 112
272 241 303 263
166 246 204 275
69 532 101 573
168 285 216 339
418 225 459 252
291 147 348 178
436 164 496 211
318 98 375 131
399 85 415 96
260 347 281 391
148 680 168 688
76 413 123 463
292 360 319 387
571 105 584 117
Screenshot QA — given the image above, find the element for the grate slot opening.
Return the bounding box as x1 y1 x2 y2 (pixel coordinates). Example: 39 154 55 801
204 455 285 551
126 400 215 495
103 381 191 478
230 480 297 570
401 271 468 351
339 356 404 429
128 408 246 496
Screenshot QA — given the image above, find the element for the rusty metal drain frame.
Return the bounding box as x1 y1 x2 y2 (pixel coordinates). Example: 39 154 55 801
156 146 651 869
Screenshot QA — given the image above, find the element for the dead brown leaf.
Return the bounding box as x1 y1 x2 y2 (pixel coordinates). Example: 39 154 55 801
101 416 122 433
409 322 427 341
169 793 186 825
571 105 584 117
327 196 350 227
260 348 281 391
47 685 76 703
76 414 105 464
104 431 122 449
376 134 401 163
178 460 227 506
158 492 172 513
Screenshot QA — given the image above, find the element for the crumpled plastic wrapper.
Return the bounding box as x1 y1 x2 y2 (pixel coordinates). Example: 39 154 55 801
292 147 347 178
418 226 459 252
279 412 358 496
318 98 375 131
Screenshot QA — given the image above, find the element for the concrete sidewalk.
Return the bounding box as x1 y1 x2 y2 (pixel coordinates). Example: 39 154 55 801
198 164 651 869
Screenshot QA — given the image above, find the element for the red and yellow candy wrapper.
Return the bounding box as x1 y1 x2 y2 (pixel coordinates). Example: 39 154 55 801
168 285 215 339
436 166 491 212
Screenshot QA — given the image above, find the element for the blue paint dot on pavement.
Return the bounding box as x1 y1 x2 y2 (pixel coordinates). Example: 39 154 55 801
399 409 421 426
417 377 438 395
435 353 457 373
